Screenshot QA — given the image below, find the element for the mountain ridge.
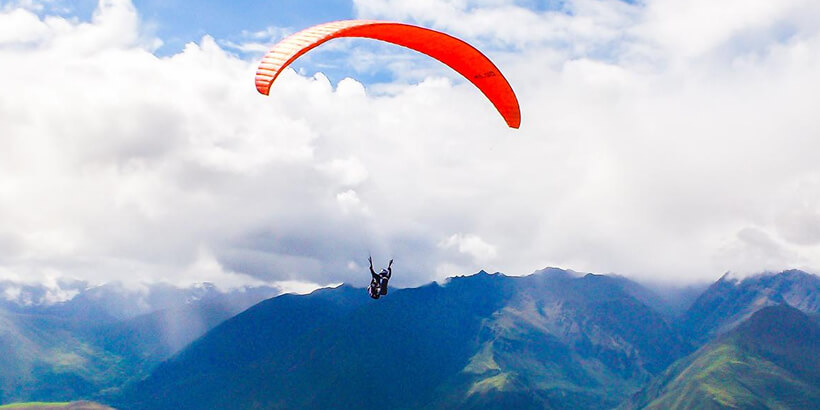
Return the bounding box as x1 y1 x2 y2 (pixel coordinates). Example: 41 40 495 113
625 303 820 409
0 282 280 403
117 269 689 409
3 268 818 408
680 269 820 343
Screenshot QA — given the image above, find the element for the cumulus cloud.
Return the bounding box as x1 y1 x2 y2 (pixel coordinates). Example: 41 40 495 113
353 0 820 283
713 227 808 277
1 0 819 290
353 0 640 52
440 233 497 263
634 0 820 58
0 1 354 288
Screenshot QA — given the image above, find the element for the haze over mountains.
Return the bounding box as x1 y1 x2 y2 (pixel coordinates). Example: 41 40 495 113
1 268 818 409
679 270 820 343
0 281 279 403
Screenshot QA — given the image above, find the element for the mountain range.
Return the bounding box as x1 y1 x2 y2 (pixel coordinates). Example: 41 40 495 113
1 269 818 409
626 304 820 409
679 269 819 344
0 281 279 403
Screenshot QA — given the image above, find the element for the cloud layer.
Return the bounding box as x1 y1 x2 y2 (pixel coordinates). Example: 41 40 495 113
1 0 820 289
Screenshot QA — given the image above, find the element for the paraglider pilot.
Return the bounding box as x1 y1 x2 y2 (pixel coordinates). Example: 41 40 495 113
368 256 393 299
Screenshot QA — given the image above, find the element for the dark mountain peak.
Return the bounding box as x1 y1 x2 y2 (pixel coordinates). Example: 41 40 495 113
442 270 511 290
780 268 815 278
448 269 503 279
732 303 820 347
737 269 818 286
628 303 820 409
532 266 581 279
331 282 357 291
711 269 815 288
477 270 506 276
579 272 626 287
473 269 506 278
716 270 738 283
682 269 820 344
306 282 351 293
270 283 360 306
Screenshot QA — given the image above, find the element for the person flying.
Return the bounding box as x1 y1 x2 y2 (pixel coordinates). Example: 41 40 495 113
367 256 393 299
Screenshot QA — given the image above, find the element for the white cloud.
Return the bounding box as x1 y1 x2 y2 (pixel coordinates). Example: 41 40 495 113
439 233 498 264
0 7 49 45
354 0 640 51
275 280 340 295
178 247 266 290
1 0 820 290
336 189 370 215
634 0 820 58
713 227 807 278
318 156 369 187
3 286 22 302
435 262 468 281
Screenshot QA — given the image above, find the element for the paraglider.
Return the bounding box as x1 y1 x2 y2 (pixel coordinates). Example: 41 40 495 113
367 256 393 299
255 20 521 128
254 21 515 299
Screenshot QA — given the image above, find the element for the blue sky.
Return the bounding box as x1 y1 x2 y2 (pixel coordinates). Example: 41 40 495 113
14 0 352 52
1 0 820 293
132 0 352 55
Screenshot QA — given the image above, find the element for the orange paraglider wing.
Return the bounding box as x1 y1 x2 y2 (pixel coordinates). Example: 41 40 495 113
255 20 520 129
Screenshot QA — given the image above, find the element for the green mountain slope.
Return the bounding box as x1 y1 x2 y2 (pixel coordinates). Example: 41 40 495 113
438 271 690 409
118 270 688 409
0 310 122 403
0 283 278 404
680 270 820 343
625 304 820 409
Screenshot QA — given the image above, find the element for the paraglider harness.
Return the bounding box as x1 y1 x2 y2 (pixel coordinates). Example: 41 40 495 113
368 257 393 299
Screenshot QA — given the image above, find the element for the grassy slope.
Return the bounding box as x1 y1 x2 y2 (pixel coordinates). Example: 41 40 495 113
0 311 126 403
439 272 690 409
644 344 818 409
627 304 820 410
680 270 820 344
0 291 266 404
122 271 688 410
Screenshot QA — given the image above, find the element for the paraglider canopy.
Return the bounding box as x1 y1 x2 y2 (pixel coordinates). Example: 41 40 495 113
255 20 521 129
